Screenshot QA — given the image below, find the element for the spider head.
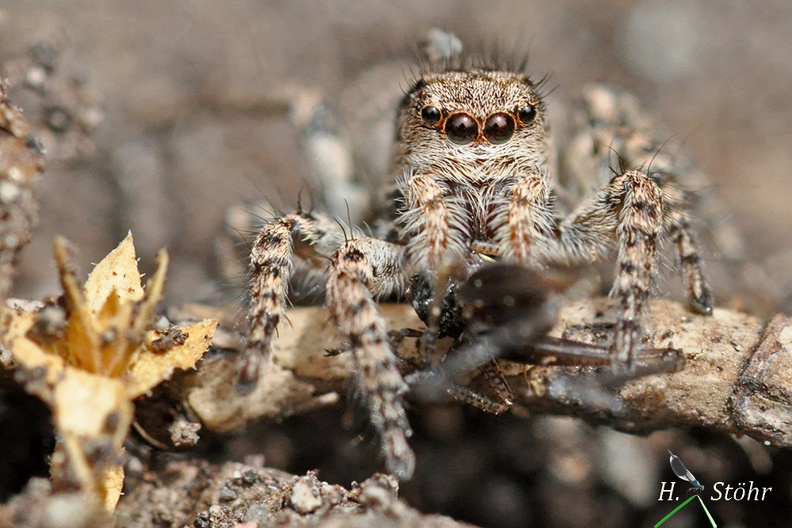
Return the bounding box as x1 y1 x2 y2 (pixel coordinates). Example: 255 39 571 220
395 69 548 181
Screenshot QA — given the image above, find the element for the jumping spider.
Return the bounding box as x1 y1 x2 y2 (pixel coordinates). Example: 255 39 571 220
237 31 714 479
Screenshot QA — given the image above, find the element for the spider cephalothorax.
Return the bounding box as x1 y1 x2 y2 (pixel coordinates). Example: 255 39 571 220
238 31 714 480
392 68 555 270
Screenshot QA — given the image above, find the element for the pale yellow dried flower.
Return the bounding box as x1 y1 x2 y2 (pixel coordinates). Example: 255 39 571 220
0 233 217 511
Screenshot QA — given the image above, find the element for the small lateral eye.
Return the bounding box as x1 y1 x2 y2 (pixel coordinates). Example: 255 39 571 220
445 113 478 144
519 105 537 123
484 113 515 144
421 106 441 125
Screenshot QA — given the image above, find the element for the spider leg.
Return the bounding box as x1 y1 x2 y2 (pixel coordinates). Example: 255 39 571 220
550 169 668 368
669 213 713 315
640 171 713 315
288 88 369 223
401 172 469 365
242 210 343 389
610 170 666 366
490 169 554 265
326 237 415 478
419 28 464 64
567 84 716 315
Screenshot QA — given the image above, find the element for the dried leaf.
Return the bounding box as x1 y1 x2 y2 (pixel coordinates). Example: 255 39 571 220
1 234 216 512
84 232 144 307
128 319 217 399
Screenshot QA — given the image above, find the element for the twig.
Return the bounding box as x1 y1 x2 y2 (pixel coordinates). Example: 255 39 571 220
170 298 792 449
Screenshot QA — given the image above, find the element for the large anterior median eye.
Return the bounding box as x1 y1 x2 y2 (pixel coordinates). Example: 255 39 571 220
445 112 478 144
484 113 515 144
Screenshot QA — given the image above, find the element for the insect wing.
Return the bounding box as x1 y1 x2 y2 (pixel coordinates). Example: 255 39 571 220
668 451 697 484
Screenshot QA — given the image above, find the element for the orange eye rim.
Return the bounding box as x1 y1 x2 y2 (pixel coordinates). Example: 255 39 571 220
418 105 538 145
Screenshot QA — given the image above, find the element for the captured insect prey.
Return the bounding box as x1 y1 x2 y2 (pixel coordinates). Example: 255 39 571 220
406 264 684 415
237 28 720 479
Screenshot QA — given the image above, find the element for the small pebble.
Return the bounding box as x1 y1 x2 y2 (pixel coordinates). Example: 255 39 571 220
291 476 322 514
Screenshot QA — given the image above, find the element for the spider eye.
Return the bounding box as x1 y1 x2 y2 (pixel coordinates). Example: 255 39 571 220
519 105 537 124
445 113 478 144
484 113 515 144
421 106 441 125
